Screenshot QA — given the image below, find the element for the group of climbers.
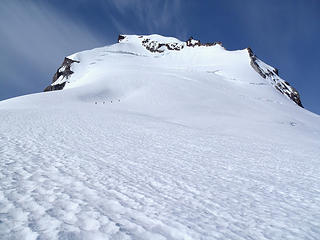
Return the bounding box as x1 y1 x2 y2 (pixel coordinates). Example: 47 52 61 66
95 99 120 104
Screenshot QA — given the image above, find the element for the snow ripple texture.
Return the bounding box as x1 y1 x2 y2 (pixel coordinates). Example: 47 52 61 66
1 108 319 240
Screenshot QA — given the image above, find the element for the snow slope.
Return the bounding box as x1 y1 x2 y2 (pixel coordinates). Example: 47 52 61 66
0 34 320 240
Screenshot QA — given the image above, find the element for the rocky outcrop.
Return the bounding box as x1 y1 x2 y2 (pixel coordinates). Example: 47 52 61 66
141 38 184 53
44 82 66 92
118 34 126 42
247 48 303 107
44 57 80 92
186 37 223 47
118 35 223 53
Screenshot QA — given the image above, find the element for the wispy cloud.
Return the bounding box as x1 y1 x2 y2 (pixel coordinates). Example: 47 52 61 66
0 1 104 96
103 0 187 38
0 0 187 100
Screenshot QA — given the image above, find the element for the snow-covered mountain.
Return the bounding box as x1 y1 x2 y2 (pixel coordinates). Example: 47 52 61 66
45 34 303 107
1 34 319 240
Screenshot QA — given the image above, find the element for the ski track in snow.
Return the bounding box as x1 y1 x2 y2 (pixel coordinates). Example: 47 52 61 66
1 108 320 240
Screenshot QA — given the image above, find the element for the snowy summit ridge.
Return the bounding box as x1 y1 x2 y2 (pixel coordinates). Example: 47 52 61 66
44 34 302 107
1 34 320 240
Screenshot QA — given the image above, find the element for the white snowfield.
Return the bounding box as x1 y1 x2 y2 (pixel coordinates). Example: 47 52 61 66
1 34 320 240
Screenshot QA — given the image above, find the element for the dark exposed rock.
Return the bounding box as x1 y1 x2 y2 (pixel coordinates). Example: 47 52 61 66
186 37 201 47
118 34 126 43
186 37 223 48
44 82 66 92
139 36 223 53
247 47 303 107
44 57 79 92
118 35 224 54
247 47 267 78
141 38 184 53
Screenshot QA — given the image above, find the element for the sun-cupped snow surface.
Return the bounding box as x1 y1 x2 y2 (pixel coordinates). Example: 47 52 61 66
1 34 320 239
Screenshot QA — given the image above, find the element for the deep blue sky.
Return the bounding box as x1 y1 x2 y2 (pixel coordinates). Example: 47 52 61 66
1 0 319 114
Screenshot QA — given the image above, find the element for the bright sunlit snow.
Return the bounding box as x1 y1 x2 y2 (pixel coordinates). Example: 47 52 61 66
1 35 319 240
